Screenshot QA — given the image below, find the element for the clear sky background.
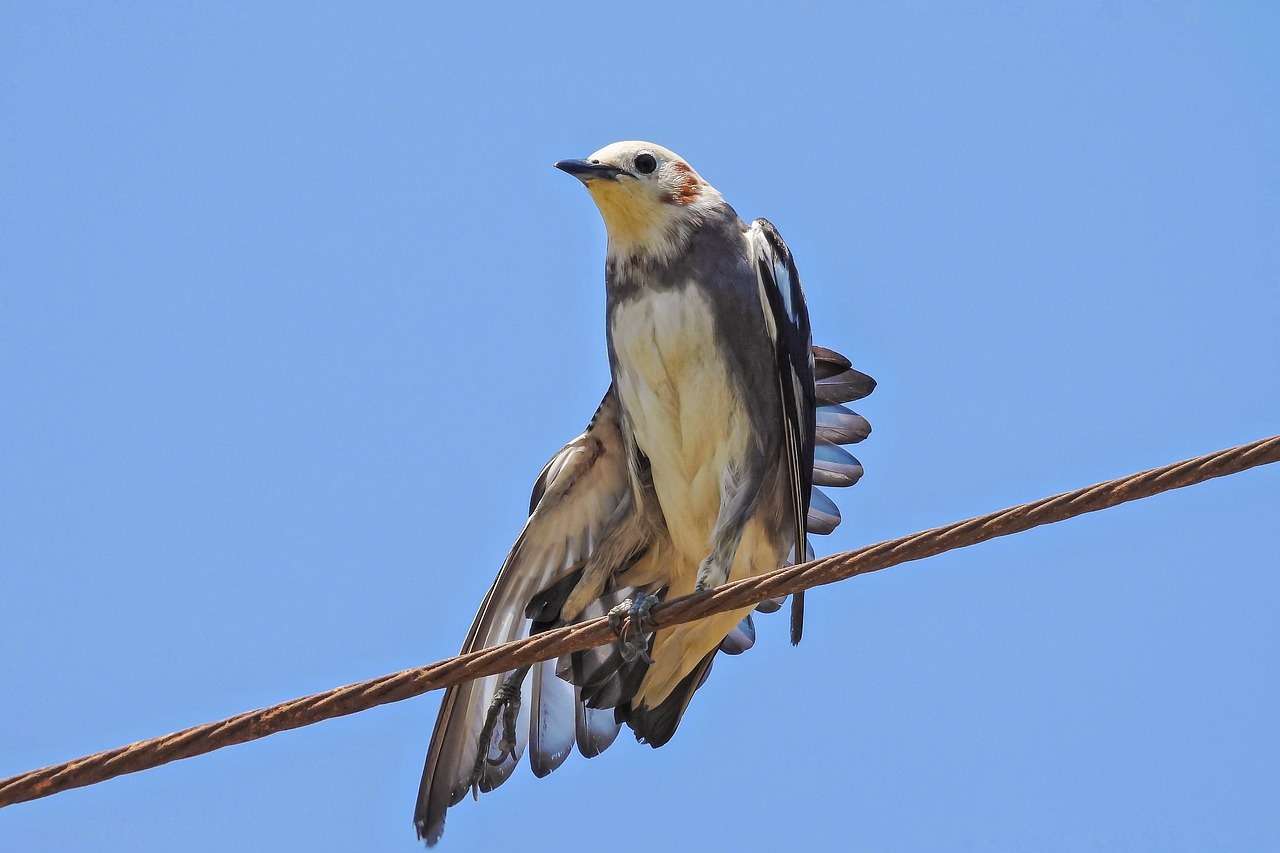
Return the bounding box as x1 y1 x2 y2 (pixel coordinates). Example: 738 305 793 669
3 3 1278 851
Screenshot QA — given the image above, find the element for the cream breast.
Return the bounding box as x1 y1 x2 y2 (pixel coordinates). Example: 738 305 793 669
610 285 750 564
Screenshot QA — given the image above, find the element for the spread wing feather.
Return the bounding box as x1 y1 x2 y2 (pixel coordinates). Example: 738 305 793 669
414 392 632 845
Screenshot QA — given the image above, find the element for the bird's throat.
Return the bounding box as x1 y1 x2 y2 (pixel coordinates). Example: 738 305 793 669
587 182 672 253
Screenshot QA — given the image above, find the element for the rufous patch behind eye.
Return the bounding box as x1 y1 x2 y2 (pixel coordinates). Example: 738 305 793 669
668 162 702 205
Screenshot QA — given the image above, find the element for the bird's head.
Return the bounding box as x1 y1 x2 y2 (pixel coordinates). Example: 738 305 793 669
556 141 724 261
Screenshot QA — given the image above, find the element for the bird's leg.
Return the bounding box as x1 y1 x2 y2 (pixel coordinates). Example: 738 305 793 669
469 664 531 784
694 552 731 593
695 459 764 593
695 512 754 592
607 592 660 664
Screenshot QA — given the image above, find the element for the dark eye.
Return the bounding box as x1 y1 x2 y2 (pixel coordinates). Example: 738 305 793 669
634 153 657 174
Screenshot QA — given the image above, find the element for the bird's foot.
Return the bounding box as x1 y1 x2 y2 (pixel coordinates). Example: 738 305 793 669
694 557 728 593
469 667 528 785
489 681 521 765
607 592 660 664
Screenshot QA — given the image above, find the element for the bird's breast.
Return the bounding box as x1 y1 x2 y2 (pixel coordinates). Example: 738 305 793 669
610 285 749 561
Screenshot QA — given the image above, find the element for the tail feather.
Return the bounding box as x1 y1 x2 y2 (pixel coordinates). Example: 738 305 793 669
560 585 650 711
528 658 574 778
787 538 815 645
812 345 851 377
816 403 871 445
718 613 756 655
617 651 716 748
813 345 875 406
794 347 872 646
575 647 626 707
755 596 784 613
574 687 621 758
807 487 841 534
813 440 863 487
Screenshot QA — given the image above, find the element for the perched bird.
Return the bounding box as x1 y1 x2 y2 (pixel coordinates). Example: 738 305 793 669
414 141 875 845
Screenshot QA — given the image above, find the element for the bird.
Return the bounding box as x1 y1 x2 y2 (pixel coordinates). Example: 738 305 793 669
413 141 875 845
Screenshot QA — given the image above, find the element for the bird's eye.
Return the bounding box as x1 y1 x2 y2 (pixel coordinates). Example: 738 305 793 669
634 153 657 174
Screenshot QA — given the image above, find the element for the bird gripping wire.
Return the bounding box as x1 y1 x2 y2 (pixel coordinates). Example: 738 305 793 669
2 434 1277 809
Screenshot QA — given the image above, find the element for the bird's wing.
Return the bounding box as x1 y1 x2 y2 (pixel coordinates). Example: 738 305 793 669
757 343 877 617
748 218 818 643
414 390 633 845
754 344 875 614
805 344 876 533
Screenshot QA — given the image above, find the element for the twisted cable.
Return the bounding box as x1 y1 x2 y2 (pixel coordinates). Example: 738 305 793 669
2 434 1276 808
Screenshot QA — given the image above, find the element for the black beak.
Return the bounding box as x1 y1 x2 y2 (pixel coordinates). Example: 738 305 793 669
554 159 624 182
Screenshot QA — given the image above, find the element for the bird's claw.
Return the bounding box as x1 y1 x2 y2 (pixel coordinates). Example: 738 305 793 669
607 592 660 664
470 673 525 784
488 681 521 765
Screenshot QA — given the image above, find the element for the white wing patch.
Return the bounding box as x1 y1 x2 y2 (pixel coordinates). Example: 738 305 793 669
775 258 797 323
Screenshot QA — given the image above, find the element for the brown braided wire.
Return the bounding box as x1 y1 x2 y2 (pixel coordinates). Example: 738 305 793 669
2 434 1277 809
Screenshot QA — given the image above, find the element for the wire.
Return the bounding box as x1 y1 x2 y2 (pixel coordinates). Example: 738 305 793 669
2 434 1276 809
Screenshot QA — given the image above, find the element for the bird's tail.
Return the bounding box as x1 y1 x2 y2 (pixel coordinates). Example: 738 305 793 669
617 649 717 748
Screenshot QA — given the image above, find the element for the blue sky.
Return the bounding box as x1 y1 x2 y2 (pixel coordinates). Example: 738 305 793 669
2 3 1278 851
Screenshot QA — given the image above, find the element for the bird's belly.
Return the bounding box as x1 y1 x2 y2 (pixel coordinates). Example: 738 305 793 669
611 287 749 565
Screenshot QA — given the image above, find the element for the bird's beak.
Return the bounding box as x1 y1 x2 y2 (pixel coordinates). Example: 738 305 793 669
554 159 624 183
